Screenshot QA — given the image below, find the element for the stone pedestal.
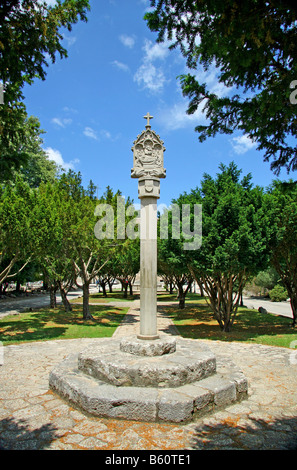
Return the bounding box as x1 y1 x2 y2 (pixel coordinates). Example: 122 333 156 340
49 335 248 423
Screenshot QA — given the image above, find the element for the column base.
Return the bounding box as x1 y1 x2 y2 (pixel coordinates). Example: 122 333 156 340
137 334 160 341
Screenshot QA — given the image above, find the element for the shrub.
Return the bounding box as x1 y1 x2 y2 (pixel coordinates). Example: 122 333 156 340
268 284 288 302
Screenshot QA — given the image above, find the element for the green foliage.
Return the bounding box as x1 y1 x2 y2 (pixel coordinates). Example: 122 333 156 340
0 177 36 283
0 0 90 179
265 180 297 323
0 114 58 185
160 162 272 331
0 0 90 91
269 284 288 302
254 267 280 293
145 1 297 174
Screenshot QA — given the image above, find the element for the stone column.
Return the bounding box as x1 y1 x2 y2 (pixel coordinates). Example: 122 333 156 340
131 114 166 340
139 185 159 339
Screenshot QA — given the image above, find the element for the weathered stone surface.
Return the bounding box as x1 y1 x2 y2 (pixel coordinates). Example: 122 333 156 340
77 337 216 388
176 383 214 414
158 389 194 422
49 354 158 422
49 337 248 423
120 335 176 356
216 356 248 400
198 375 237 407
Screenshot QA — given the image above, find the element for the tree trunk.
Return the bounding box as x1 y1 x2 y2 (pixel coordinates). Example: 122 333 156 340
179 294 186 309
221 320 231 332
197 280 204 297
100 281 107 297
129 281 133 296
177 284 186 309
122 281 128 298
60 286 72 312
82 283 94 320
50 285 57 308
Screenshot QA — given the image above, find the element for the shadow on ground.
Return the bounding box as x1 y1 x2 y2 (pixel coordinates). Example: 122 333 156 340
0 417 58 450
190 414 297 450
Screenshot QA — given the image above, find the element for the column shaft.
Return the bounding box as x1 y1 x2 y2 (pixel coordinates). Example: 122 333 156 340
138 197 159 339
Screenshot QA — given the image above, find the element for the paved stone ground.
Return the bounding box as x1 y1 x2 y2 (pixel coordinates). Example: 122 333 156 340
1 301 297 450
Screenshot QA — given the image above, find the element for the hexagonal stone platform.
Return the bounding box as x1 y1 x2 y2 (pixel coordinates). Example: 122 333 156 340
77 336 216 388
49 336 248 423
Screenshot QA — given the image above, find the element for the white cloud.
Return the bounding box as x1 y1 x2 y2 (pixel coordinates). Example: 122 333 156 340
156 62 233 131
119 34 135 48
52 117 72 128
134 63 166 93
230 135 257 154
45 147 79 171
134 39 170 93
143 39 169 62
111 60 130 73
83 127 98 140
158 99 208 131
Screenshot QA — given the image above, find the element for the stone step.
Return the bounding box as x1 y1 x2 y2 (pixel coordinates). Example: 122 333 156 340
49 339 248 423
77 337 217 388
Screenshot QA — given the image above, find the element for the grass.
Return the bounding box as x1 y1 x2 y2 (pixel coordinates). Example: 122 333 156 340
71 291 139 304
0 304 128 346
157 293 297 349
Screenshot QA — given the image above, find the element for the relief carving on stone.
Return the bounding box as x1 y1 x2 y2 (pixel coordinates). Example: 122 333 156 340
131 128 166 179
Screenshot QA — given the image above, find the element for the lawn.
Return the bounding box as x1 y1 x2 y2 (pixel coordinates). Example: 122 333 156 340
157 293 297 349
0 304 128 345
71 292 139 303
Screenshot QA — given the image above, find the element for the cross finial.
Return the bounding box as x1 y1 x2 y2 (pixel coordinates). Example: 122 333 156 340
144 112 153 128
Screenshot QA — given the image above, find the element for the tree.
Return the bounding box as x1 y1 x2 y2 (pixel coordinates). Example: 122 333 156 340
145 1 297 174
112 239 140 298
254 267 280 295
172 162 271 331
0 0 90 91
14 118 58 187
158 237 192 309
0 177 35 284
4 115 58 186
265 181 297 326
0 110 56 183
32 180 75 311
56 172 104 320
0 0 90 177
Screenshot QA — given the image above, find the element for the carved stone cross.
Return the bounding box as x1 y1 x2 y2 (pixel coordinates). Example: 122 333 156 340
131 114 166 340
144 112 153 128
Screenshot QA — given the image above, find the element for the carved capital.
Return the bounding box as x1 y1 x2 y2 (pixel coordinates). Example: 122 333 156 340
138 177 160 199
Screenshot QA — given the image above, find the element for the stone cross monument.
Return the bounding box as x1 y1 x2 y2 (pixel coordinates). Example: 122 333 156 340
131 113 166 340
49 113 248 424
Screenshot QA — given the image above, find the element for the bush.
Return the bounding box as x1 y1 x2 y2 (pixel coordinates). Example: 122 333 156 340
268 284 288 302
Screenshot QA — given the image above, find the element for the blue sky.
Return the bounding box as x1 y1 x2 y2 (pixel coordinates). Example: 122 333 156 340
23 0 293 207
